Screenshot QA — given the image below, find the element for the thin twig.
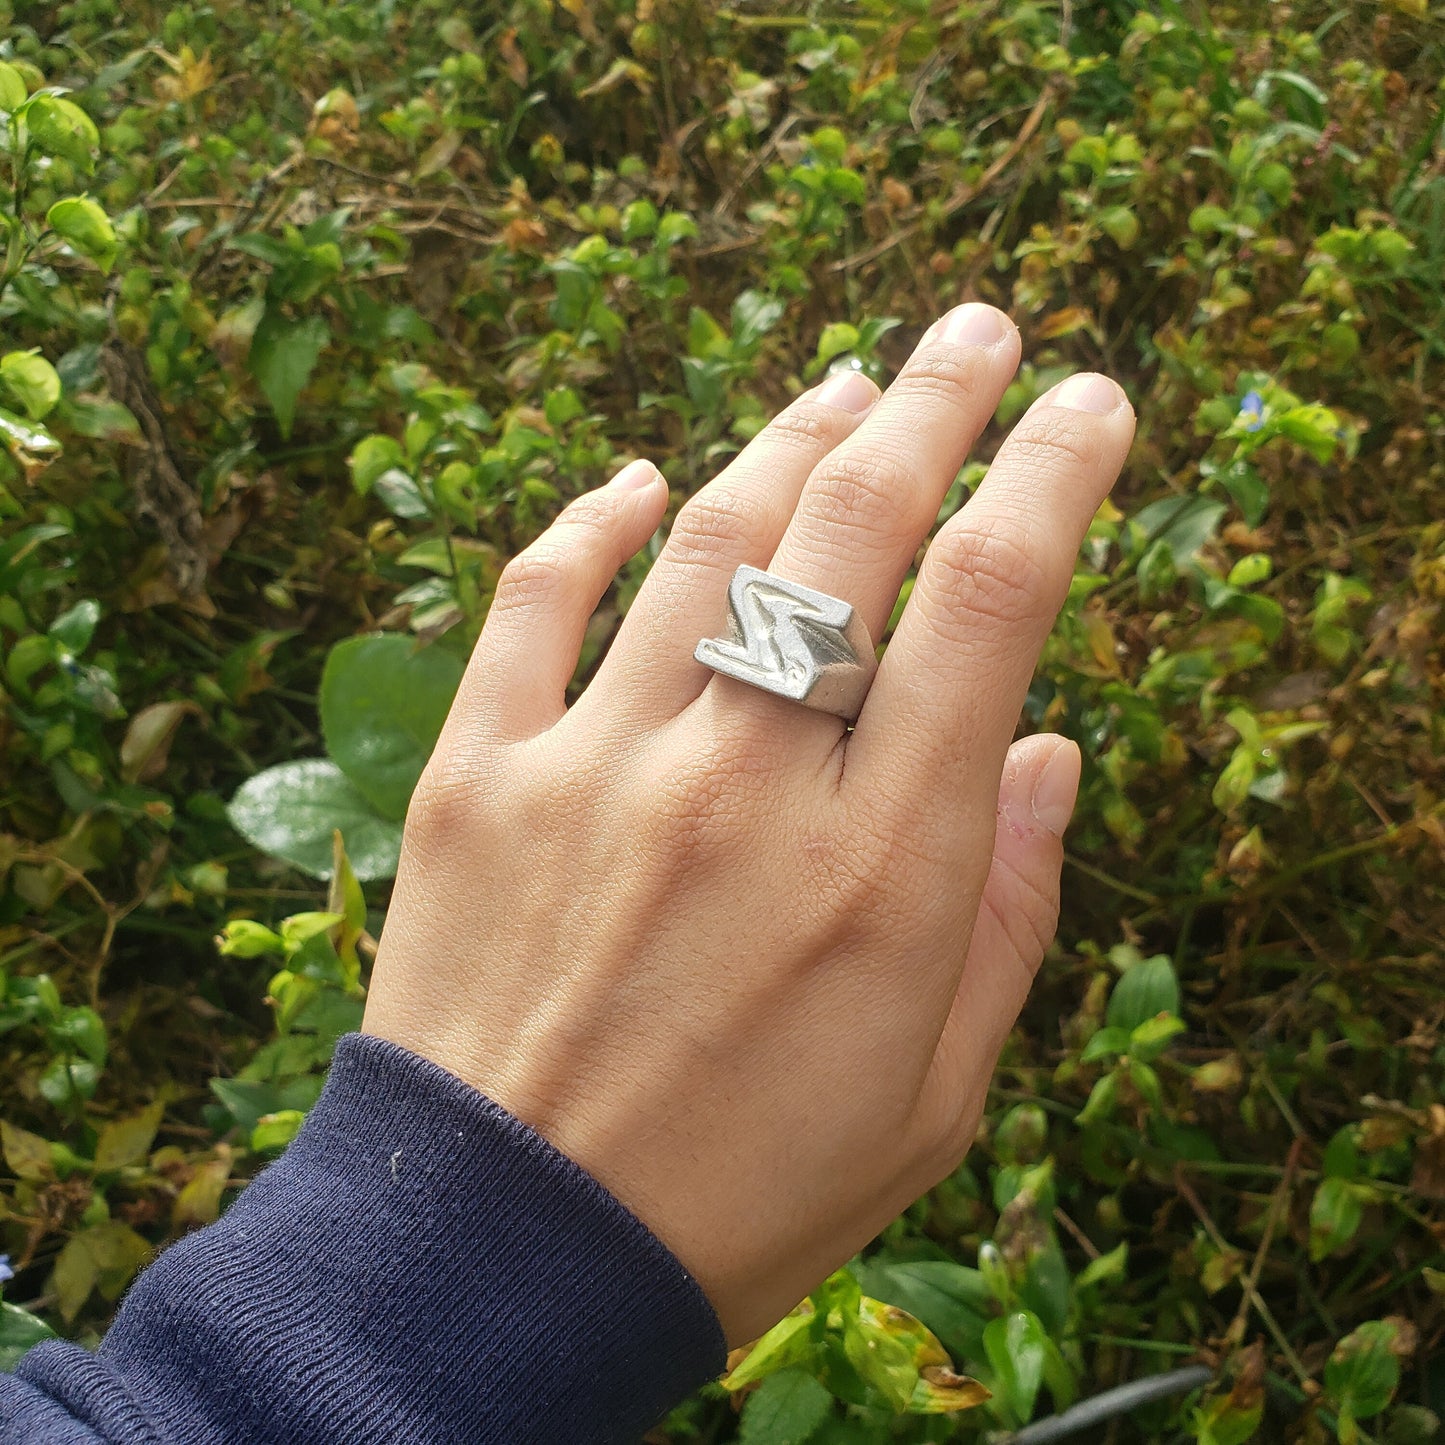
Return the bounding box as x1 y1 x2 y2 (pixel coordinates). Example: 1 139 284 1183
1173 1164 1312 1385
1225 1138 1302 1349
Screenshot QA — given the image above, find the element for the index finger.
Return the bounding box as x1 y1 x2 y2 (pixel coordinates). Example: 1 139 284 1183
845 373 1135 824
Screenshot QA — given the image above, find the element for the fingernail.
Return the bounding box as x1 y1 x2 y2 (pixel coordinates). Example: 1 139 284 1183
1030 742 1082 838
927 302 1010 348
1050 373 1122 415
608 459 661 492
815 368 881 414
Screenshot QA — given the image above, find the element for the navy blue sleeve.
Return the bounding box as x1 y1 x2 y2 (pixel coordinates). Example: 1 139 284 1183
1 1033 725 1443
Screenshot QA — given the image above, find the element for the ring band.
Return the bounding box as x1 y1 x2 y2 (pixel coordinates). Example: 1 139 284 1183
694 564 878 722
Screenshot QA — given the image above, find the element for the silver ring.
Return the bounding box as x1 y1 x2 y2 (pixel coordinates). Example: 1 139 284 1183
694 564 878 722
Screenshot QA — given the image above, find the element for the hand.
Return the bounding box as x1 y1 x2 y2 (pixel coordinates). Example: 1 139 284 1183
362 302 1135 1345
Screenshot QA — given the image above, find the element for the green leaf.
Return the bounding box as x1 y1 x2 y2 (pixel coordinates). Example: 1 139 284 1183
228 759 404 881
1106 955 1181 1031
59 397 142 443
46 197 118 273
1129 1013 1187 1061
319 635 463 820
48 598 100 653
217 919 286 958
724 1308 819 1390
349 435 405 495
732 290 786 350
1 1120 54 1181
22 94 100 170
1324 1320 1403 1424
249 312 330 438
854 1262 990 1363
0 1301 56 1372
1098 205 1140 249
93 1101 164 1173
1131 496 1227 568
1080 1026 1132 1063
250 1110 306 1153
0 406 62 462
0 62 28 112
816 323 860 368
686 306 729 359
1309 1177 1365 1261
983 1311 1047 1425
0 351 61 421
52 1222 151 1322
739 1369 833 1444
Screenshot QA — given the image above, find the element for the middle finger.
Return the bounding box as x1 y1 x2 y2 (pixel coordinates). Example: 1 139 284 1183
760 303 1021 655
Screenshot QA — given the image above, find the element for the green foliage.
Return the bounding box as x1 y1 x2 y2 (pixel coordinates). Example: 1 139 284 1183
1 2 1442 1440
227 633 462 879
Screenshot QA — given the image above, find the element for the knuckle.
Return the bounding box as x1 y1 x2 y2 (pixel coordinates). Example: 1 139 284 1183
803 451 913 546
1007 411 1108 475
554 491 619 538
979 858 1059 983
404 754 487 856
491 546 571 615
925 520 1055 632
895 346 997 406
763 397 844 455
666 489 756 571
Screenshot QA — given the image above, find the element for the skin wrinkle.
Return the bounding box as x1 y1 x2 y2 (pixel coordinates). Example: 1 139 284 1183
363 300 1134 1342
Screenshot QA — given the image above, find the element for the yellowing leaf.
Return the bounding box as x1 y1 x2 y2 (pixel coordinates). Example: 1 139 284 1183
1038 307 1095 340
93 1101 165 1173
2 1119 55 1181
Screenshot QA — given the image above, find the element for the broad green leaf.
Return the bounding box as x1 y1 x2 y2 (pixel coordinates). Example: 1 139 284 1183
0 1302 56 1373
816 323 860 368
1131 495 1226 568
249 312 330 438
349 434 405 495
1324 1320 1403 1425
0 407 62 462
854 1261 991 1365
1309 1178 1365 1261
227 759 404 881
46 197 118 272
732 290 786 349
93 1101 164 1173
0 62 28 112
0 351 61 421
48 598 100 653
319 635 463 820
22 94 100 169
686 305 729 359
59 397 141 443
1106 954 1181 1031
739 1368 833 1444
983 1310 1046 1425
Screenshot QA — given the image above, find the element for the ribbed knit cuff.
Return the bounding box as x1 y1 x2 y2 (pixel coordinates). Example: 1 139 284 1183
22 1032 724 1443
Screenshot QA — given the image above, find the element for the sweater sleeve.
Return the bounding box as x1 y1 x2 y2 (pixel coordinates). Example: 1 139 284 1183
1 1032 726 1443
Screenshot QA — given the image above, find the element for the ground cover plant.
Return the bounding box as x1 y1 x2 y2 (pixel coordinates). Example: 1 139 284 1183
1 0 1443 1438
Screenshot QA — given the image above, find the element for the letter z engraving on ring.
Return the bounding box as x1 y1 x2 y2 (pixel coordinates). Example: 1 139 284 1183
694 564 878 721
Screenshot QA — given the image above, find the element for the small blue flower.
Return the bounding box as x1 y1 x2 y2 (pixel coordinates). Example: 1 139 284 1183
0 1255 13 1284
1239 390 1266 432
